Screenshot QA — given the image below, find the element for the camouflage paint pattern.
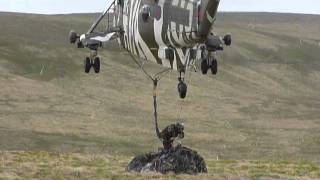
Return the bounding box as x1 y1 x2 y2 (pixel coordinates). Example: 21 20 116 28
113 0 220 70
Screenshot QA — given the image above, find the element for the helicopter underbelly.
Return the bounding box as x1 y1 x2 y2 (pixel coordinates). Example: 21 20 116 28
120 0 202 70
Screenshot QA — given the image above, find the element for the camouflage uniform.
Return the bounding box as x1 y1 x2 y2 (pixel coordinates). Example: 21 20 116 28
159 122 184 150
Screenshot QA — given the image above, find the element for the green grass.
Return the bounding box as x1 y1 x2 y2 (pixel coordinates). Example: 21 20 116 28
0 151 319 179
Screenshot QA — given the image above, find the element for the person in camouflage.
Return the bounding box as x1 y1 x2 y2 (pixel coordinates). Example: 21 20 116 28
127 121 208 174
152 79 185 150
158 122 184 150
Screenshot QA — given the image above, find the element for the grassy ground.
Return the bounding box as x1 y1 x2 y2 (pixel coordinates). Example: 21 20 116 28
0 12 320 179
1 151 319 179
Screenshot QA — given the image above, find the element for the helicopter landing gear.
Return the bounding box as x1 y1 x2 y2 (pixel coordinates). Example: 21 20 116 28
200 48 218 75
84 50 101 74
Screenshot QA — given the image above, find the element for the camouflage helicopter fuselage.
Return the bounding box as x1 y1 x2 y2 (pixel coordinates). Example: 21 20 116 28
114 0 220 70
69 0 230 98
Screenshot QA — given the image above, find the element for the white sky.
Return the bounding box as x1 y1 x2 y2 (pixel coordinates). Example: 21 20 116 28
0 0 319 15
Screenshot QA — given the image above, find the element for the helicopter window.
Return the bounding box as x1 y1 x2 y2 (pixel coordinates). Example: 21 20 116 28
141 5 151 22
122 0 129 15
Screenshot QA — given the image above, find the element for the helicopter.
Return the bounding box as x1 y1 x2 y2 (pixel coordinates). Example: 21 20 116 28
69 0 231 99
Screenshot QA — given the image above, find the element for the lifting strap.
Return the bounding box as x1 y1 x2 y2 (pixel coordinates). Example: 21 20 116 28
128 53 194 141
153 79 161 139
129 54 171 140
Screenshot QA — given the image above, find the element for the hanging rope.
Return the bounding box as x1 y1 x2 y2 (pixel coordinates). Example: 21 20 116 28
128 52 194 140
153 79 161 139
129 54 171 81
128 54 171 140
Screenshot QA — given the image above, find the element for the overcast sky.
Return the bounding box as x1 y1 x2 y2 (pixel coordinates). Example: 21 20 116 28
0 0 319 15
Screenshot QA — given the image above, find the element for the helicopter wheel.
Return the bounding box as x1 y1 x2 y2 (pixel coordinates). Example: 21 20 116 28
201 58 209 75
211 58 218 75
93 57 101 73
84 57 91 73
178 81 188 99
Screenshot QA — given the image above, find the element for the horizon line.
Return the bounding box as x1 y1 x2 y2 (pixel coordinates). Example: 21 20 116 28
1 10 320 16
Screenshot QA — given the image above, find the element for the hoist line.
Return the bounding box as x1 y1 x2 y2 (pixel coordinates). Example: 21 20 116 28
128 53 194 140
128 54 171 141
